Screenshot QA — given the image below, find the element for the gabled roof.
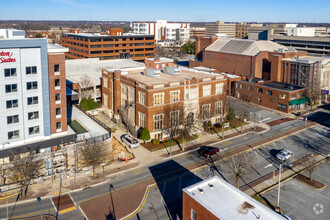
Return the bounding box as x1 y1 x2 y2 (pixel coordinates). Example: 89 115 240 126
205 38 288 56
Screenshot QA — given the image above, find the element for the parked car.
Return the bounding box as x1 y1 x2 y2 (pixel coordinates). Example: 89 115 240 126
281 214 293 220
198 146 219 158
276 149 294 161
121 134 139 148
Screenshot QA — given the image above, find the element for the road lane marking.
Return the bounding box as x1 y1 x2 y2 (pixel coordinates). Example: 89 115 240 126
0 191 19 200
59 206 77 214
176 154 192 159
264 164 273 169
50 197 58 212
221 141 232 146
77 123 318 207
132 168 141 175
54 191 60 195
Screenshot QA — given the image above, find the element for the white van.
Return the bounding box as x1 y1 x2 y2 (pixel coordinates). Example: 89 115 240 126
121 134 139 148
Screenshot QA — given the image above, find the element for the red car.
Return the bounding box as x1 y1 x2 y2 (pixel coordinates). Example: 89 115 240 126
198 146 219 158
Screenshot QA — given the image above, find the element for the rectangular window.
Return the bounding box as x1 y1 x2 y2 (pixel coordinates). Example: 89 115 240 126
5 68 17 77
54 64 60 74
128 87 135 102
216 83 224 94
8 130 20 140
55 79 60 89
26 66 37 75
56 122 62 132
185 88 198 100
170 110 180 126
29 126 40 135
191 209 196 220
277 103 287 111
215 101 223 115
6 99 18 109
153 114 164 130
5 84 17 93
103 77 108 88
139 92 146 105
291 94 296 100
170 90 180 103
203 85 211 97
153 93 164 106
249 86 254 91
28 111 39 120
27 96 38 105
279 93 286 99
103 94 108 108
55 93 61 104
202 104 211 120
257 88 263 94
56 108 61 118
27 81 38 90
267 90 273 96
139 112 146 128
7 115 19 124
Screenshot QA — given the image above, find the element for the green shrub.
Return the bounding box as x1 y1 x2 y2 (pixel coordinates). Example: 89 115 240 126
152 139 160 145
194 134 199 139
226 107 236 121
140 127 150 143
80 96 100 111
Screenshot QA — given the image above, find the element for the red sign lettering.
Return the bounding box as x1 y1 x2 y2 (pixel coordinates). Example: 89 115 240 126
0 51 16 64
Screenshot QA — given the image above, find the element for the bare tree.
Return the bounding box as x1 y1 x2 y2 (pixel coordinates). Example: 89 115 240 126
304 155 317 181
226 153 251 188
9 152 43 196
162 103 182 142
79 138 109 177
79 74 94 99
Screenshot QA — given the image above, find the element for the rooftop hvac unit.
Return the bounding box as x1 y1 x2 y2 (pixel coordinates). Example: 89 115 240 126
145 69 161 78
165 66 181 75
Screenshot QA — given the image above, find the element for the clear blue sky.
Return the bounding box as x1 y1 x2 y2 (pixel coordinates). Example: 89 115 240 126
1 0 329 23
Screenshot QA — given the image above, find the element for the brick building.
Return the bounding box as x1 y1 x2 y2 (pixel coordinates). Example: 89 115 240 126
205 21 236 38
182 176 285 220
191 38 306 81
190 27 206 39
102 67 227 140
234 79 308 113
145 57 174 69
61 29 155 62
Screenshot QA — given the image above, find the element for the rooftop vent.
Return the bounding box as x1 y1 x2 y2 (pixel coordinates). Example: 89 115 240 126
145 69 161 78
165 66 180 75
277 48 286 53
197 188 204 194
208 183 214 189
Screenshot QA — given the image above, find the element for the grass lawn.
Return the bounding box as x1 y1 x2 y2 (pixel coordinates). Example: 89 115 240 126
141 135 197 152
207 118 249 134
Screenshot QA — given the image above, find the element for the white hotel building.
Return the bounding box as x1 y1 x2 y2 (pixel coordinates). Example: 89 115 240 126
133 20 190 43
0 29 71 152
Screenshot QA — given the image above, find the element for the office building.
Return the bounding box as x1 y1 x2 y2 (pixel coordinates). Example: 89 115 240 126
0 30 69 149
61 29 155 62
234 79 308 113
190 27 206 39
102 66 227 140
205 21 235 38
182 176 286 220
132 20 190 42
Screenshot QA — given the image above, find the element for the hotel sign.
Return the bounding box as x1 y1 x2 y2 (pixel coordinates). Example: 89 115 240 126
0 51 16 64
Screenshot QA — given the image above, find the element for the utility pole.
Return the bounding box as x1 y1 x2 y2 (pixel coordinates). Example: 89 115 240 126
254 113 256 130
37 197 43 220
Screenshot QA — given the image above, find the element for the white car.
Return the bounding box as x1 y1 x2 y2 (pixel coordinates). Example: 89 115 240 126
121 134 139 148
276 149 293 161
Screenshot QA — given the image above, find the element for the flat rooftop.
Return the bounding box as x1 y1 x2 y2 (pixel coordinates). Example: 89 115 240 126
183 176 285 220
239 79 306 92
66 58 145 84
146 57 174 63
109 67 226 86
282 55 330 63
63 33 154 39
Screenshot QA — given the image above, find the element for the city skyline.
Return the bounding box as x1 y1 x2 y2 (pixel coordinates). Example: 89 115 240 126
1 0 330 23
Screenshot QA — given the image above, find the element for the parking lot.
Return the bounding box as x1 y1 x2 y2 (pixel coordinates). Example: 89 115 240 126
130 125 329 219
263 162 330 220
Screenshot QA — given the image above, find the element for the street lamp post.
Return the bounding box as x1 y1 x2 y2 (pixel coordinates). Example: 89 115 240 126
277 158 284 212
37 197 43 220
254 113 256 130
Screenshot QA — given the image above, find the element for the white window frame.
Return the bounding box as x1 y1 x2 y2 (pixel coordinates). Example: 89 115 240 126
215 101 223 115
153 114 164 131
202 104 211 120
185 88 198 100
56 108 61 118
55 79 60 90
170 90 180 103
216 83 224 94
56 122 62 132
279 93 286 99
139 92 146 105
203 85 211 97
103 93 108 108
153 93 164 106
55 93 61 104
103 77 108 88
139 112 146 128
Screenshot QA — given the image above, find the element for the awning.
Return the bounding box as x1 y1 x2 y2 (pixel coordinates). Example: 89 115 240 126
289 97 309 105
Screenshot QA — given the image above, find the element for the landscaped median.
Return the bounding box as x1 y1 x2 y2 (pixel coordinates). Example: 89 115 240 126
141 135 198 152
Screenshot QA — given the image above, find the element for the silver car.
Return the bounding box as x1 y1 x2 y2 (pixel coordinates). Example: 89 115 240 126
276 149 293 161
121 134 139 148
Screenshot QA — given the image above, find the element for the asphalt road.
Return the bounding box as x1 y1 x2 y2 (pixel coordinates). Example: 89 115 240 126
307 104 330 127
0 119 327 219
